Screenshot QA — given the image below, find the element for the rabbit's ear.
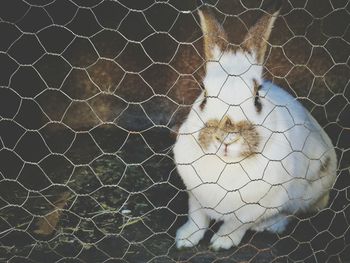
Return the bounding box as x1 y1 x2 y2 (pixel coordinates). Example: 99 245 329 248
198 7 228 60
242 1 281 64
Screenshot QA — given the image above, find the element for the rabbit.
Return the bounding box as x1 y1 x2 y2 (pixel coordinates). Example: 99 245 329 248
173 3 337 251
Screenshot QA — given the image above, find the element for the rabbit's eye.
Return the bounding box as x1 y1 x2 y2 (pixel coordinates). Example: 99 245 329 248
254 91 262 113
215 135 221 141
253 79 262 113
200 88 207 111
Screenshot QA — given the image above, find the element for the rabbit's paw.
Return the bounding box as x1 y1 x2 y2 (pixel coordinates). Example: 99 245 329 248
175 221 206 249
209 233 238 251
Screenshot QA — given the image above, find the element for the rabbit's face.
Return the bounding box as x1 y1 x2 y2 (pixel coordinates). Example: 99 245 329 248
198 116 260 161
193 6 280 161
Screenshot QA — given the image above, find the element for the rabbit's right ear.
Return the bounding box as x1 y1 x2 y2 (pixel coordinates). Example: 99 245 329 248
198 7 228 60
242 0 282 64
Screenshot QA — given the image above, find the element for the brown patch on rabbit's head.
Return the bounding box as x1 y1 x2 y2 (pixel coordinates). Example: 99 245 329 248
235 120 260 157
198 116 260 158
198 119 219 149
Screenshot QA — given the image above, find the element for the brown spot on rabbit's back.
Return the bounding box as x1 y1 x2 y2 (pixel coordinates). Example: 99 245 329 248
198 119 219 149
320 156 331 173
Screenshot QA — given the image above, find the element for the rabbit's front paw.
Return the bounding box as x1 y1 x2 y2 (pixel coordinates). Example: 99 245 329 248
209 220 247 250
210 233 237 251
175 221 206 249
210 231 243 251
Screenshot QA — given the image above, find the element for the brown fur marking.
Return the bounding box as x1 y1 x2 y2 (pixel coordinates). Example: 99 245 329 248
198 8 229 60
242 10 279 64
199 6 279 63
199 90 208 111
198 117 260 156
235 120 260 157
253 79 261 95
311 192 330 211
253 79 262 113
320 156 331 173
198 119 219 149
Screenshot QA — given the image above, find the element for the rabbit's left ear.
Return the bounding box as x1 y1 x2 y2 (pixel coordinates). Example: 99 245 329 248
198 7 228 60
242 2 282 64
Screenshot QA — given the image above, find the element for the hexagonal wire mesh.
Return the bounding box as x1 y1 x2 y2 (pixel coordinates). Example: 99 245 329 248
0 0 349 262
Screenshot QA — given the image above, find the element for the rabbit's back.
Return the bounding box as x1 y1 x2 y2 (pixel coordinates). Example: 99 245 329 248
255 81 337 211
260 81 335 162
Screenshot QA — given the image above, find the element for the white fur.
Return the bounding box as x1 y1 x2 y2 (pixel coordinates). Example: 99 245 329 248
174 50 337 250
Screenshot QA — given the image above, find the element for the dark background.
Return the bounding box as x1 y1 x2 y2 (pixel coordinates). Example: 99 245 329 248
0 0 349 262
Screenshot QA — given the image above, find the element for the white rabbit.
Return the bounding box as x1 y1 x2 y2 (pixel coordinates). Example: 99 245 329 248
173 4 337 251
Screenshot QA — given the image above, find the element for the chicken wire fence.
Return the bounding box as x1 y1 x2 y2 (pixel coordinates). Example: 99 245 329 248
0 0 349 262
